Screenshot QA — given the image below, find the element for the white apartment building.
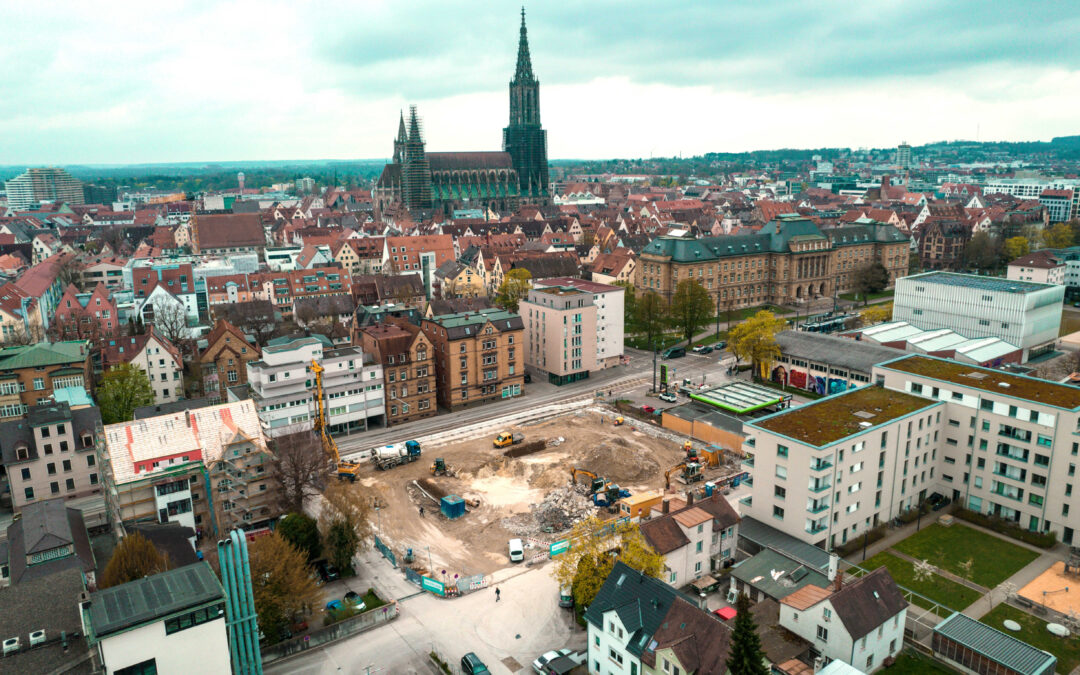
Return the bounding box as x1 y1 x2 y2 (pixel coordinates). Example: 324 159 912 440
4 167 84 210
893 271 1063 361
641 493 740 587
243 335 384 438
104 328 184 404
533 277 624 368
984 178 1080 220
1007 252 1065 286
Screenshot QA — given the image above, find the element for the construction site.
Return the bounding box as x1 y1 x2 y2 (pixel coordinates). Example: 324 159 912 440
348 405 747 578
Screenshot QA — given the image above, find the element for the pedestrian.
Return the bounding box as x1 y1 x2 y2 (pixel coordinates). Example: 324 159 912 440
495 587 501 602
419 506 425 518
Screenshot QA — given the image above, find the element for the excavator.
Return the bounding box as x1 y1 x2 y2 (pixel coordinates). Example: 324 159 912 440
569 467 609 495
664 461 704 489
311 359 363 481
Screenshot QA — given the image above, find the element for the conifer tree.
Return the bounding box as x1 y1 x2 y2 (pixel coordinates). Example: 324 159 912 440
727 592 769 675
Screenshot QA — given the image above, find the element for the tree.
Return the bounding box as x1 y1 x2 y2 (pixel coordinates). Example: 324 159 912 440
913 559 936 583
669 279 712 344
318 481 374 574
859 302 893 327
494 268 532 313
850 262 891 304
271 430 330 513
727 593 769 675
963 231 1001 271
97 363 156 424
100 532 169 588
635 291 668 348
728 310 786 378
552 516 664 609
324 520 359 573
152 298 191 344
1043 222 1074 249
277 512 321 561
248 532 322 644
218 301 277 346
614 281 637 333
56 254 84 290
1003 236 1030 261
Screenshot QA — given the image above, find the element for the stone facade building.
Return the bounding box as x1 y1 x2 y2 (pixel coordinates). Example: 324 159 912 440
358 319 437 426
421 308 524 410
196 319 261 402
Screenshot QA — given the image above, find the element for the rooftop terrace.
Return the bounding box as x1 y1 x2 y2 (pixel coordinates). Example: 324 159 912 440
752 385 937 447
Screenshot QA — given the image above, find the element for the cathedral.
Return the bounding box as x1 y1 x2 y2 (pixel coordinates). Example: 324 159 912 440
374 10 550 215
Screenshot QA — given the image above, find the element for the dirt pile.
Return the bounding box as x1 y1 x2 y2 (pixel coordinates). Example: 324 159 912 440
500 484 595 536
580 437 662 485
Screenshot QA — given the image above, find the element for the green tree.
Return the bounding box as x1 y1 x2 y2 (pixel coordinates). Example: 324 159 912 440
1003 236 1030 261
850 262 891 304
614 281 637 333
963 231 1001 271
636 290 668 348
728 310 786 379
553 516 664 609
670 279 713 344
277 512 321 561
1043 222 1074 249
100 532 170 588
859 302 893 327
727 593 769 675
249 532 321 644
324 520 359 573
494 268 532 313
318 481 374 574
97 363 156 424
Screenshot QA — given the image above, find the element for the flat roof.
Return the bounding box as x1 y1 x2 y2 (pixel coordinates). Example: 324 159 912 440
739 518 832 572
752 385 937 447
662 402 744 434
904 271 1055 294
691 381 785 414
730 548 829 600
881 354 1080 410
776 330 905 374
534 286 585 296
88 563 224 638
934 612 1056 675
859 321 926 343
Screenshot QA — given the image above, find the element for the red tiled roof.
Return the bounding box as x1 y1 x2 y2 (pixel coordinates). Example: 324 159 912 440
194 213 264 250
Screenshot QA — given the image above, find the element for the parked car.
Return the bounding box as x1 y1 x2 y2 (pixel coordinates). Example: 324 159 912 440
533 649 573 674
716 340 727 350
699 345 715 354
315 560 339 583
640 405 655 414
691 345 707 354
325 599 343 611
659 392 677 403
461 652 490 675
508 538 525 562
661 346 686 359
344 591 367 611
558 586 573 609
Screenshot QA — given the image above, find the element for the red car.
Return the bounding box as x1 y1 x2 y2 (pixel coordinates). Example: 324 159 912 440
641 405 655 414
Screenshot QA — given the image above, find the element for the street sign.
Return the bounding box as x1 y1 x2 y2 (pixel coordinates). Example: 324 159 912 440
549 539 570 557
420 576 446 596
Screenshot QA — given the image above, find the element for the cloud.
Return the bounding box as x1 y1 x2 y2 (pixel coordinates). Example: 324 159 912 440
1 0 1078 163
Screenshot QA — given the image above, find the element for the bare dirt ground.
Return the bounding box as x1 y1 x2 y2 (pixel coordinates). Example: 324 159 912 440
349 407 734 577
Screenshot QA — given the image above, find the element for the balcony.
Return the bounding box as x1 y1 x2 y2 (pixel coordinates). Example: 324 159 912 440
810 459 833 472
807 502 830 514
806 523 828 535
743 476 754 487
808 482 832 494
742 456 755 468
999 427 1032 443
740 496 753 508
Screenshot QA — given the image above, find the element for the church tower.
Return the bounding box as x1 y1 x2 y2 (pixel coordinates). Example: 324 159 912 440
393 110 407 164
503 8 550 202
402 105 432 209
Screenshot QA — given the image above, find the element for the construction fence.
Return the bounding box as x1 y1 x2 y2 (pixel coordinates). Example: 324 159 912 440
404 567 490 598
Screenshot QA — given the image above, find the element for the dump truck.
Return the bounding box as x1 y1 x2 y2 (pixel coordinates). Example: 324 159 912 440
493 432 524 448
371 440 421 470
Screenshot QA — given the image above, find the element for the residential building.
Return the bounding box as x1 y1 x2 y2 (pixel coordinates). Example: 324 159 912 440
585 560 731 675
1039 189 1074 223
916 219 969 271
191 212 266 255
11 252 71 330
331 237 384 276
637 217 908 309
433 259 485 299
4 167 84 210
639 493 739 587
931 611 1057 675
0 340 92 417
101 399 279 536
893 272 1063 361
589 249 636 285
535 277 625 369
421 308 524 410
779 567 907 673
84 563 230 675
728 548 830 604
196 319 261 402
261 267 351 319
1 498 96 587
770 331 905 396
52 282 119 342
984 178 1080 220
130 263 202 323
102 327 183 404
0 568 89 670
520 285 597 385
0 402 103 513
243 334 383 437
79 255 125 290
358 319 437 426
1007 250 1065 285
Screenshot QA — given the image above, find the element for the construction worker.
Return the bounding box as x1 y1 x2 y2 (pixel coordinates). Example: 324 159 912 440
495 587 501 602
419 506 425 518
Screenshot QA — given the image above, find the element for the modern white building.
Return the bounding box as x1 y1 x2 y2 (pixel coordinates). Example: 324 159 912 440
4 167 84 210
893 271 1063 361
242 334 384 437
84 563 230 675
533 277 625 368
983 178 1080 220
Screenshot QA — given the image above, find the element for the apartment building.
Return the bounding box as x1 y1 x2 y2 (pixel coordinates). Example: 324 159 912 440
421 308 524 410
893 272 1063 361
535 277 625 369
0 340 92 418
1007 251 1065 286
0 402 103 512
196 319 261 402
520 285 597 385
52 282 120 342
357 319 437 426
259 267 352 319
4 167 84 210
640 493 740 587
983 178 1080 220
101 400 279 537
101 327 184 404
242 334 383 438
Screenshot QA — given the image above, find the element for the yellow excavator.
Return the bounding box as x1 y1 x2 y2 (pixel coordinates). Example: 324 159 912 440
570 467 608 495
664 461 704 489
311 359 362 481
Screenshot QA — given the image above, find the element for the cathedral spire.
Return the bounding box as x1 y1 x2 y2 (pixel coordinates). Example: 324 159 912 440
514 6 535 84
397 110 407 142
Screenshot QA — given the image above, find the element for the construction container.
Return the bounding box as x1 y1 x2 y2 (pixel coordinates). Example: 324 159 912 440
440 495 466 520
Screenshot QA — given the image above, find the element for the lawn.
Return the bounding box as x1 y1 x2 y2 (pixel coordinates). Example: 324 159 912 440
840 289 895 303
625 332 682 350
860 551 982 611
891 524 1039 589
885 649 958 675
982 603 1080 673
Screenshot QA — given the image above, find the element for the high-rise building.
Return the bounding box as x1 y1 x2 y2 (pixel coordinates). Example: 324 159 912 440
502 8 550 200
896 141 912 169
237 171 245 192
4 167 84 210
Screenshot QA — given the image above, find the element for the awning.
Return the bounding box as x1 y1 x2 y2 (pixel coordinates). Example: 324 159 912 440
714 606 737 621
691 575 719 591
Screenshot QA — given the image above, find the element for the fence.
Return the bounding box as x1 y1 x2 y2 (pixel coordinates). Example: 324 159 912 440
261 601 400 664
404 566 488 597
374 535 397 568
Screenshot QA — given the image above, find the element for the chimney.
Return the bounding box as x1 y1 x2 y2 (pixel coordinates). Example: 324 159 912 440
687 491 695 506
827 553 838 583
185 411 191 427
662 498 670 514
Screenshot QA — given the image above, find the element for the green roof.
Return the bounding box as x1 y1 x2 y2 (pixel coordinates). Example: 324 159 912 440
87 563 224 639
431 307 519 328
0 341 88 370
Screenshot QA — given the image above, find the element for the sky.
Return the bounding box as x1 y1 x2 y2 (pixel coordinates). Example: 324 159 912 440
3 0 1080 164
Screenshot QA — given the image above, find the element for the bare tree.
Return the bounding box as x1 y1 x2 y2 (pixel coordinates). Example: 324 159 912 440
151 298 191 344
216 301 277 346
57 254 85 290
271 430 330 513
1 322 46 347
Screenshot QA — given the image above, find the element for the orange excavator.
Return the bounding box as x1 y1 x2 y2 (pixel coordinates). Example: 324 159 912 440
311 359 363 481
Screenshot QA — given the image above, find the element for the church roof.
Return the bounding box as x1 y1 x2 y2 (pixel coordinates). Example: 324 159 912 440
428 152 515 171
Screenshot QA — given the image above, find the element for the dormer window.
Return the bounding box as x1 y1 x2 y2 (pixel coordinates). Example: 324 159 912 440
81 432 93 448
15 444 29 460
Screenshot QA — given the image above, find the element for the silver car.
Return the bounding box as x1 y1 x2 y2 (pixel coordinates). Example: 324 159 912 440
533 649 572 674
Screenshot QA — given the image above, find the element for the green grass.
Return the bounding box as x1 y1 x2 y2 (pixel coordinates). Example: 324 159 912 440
886 650 958 675
360 589 386 611
891 523 1038 588
625 332 682 350
840 289 895 302
694 331 729 346
860 551 982 611
982 603 1080 673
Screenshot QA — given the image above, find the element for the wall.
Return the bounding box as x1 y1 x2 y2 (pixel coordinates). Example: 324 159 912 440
261 602 400 664
661 412 745 453
98 613 229 675
587 612 636 675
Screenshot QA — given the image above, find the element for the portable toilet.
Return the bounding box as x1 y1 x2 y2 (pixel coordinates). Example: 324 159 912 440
440 495 466 519
704 482 716 497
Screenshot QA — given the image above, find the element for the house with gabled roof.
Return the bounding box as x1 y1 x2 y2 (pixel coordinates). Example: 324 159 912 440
640 492 740 589
195 319 260 402
101 326 183 404
52 282 118 343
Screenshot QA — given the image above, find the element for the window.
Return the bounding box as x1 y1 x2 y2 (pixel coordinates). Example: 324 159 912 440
773 505 785 519
775 485 786 499
608 648 624 665
777 444 788 458
115 659 157 675
24 487 33 501
816 625 829 642
50 481 60 494
775 466 787 480
866 655 874 670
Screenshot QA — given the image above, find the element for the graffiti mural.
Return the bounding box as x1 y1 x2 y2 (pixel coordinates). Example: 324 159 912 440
813 376 827 395
788 369 807 389
828 378 846 395
772 366 787 385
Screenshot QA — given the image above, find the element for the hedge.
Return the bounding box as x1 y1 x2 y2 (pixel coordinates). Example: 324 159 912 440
952 507 1057 549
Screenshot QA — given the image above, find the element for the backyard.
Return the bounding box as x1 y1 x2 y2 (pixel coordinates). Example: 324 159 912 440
981 603 1080 673
885 649 958 675
860 551 982 611
891 523 1039 588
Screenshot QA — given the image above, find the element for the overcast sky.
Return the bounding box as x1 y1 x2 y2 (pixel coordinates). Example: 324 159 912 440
4 0 1080 164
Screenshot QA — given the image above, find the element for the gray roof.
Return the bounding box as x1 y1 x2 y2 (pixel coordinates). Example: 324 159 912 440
0 567 91 673
776 330 906 374
0 403 100 466
739 516 832 572
128 523 199 567
829 567 908 641
730 548 830 600
88 562 225 639
661 402 744 435
905 271 1055 294
134 397 217 420
5 499 96 584
933 612 1056 675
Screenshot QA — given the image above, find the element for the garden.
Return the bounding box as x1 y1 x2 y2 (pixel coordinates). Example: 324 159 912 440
981 603 1080 673
860 551 982 611
891 523 1039 588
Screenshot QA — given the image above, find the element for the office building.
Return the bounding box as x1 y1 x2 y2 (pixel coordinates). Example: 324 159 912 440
895 142 912 169
4 167 84 211
535 277 625 368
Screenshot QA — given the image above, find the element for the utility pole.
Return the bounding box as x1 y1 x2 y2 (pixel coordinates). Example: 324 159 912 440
652 339 658 393
715 292 721 338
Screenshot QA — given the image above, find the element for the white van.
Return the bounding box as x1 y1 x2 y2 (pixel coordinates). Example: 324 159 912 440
508 538 524 562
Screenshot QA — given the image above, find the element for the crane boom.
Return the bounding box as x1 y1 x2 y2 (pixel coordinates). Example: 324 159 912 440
311 359 360 480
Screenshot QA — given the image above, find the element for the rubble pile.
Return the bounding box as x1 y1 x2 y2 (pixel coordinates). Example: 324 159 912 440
501 483 594 536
